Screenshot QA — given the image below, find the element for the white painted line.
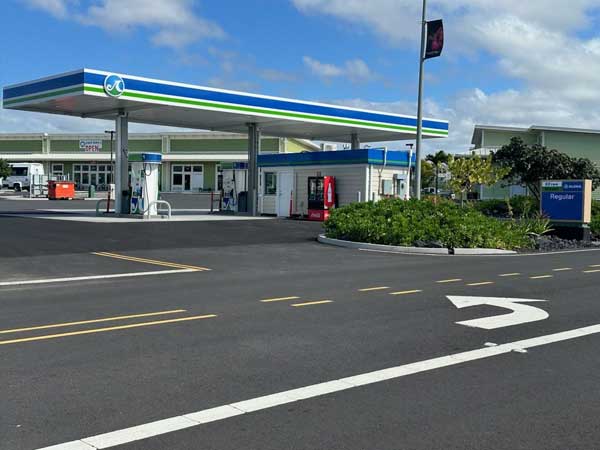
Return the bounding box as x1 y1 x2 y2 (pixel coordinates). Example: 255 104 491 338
37 441 95 450
183 405 245 424
552 268 572 272
81 416 199 449
499 273 521 277
37 323 600 450
0 269 197 287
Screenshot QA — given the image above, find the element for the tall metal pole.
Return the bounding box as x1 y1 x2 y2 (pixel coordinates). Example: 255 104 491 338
414 0 427 200
104 130 114 213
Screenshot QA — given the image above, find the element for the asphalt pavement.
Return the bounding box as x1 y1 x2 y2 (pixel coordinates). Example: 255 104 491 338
2 202 600 450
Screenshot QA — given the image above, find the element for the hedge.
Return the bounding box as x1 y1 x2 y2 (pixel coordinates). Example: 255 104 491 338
324 199 543 250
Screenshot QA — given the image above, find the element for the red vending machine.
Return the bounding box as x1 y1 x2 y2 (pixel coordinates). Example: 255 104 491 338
307 176 336 221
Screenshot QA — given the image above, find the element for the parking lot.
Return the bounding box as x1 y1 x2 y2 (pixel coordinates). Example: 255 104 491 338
3 200 600 450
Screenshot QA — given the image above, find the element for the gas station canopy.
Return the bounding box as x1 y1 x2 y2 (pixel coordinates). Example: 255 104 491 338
3 69 448 143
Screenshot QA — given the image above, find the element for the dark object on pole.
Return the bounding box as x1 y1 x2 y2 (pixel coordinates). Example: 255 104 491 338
425 20 444 59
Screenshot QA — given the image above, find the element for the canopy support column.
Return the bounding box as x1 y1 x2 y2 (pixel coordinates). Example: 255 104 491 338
247 123 260 216
115 113 129 214
351 133 360 150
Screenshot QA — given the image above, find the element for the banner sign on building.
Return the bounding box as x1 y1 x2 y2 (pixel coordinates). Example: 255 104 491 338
79 139 102 153
425 19 444 59
540 179 592 223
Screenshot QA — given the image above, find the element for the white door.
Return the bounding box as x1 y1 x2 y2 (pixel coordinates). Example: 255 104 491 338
191 165 203 191
276 171 293 217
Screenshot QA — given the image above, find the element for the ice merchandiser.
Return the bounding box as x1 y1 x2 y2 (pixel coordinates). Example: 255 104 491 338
307 176 336 221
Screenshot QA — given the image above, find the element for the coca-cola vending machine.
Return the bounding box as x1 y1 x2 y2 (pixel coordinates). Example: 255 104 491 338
307 176 336 221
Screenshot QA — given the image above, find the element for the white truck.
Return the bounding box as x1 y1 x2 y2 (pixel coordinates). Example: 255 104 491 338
1 163 44 191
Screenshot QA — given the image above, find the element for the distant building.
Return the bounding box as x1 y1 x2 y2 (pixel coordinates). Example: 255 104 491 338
0 131 318 192
471 125 600 199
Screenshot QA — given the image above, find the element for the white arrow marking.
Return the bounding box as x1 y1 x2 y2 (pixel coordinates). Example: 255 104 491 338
447 296 549 330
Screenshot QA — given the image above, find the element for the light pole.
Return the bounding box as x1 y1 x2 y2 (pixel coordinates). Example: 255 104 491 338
414 0 427 200
104 130 115 213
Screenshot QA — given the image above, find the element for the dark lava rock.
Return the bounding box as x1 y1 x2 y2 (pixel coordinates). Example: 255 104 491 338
533 235 598 252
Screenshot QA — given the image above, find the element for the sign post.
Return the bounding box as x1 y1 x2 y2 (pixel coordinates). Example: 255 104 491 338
414 0 444 200
540 179 592 240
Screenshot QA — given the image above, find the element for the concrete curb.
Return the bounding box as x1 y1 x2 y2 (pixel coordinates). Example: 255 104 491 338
317 234 517 255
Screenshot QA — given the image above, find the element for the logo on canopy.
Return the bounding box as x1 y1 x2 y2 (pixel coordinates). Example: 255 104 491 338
103 74 125 97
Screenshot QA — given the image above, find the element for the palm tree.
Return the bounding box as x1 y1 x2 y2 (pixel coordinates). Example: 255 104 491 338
426 150 450 196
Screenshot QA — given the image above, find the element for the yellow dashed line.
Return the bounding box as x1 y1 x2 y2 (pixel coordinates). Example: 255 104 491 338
530 275 553 279
358 286 390 292
291 300 333 307
390 290 422 295
260 296 300 303
0 314 217 346
583 269 600 274
0 309 186 334
92 252 210 271
467 282 494 286
552 268 572 272
436 279 462 284
499 273 521 277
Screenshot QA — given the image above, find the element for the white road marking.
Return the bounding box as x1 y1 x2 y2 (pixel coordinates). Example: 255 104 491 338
447 296 548 330
36 323 600 450
0 269 197 287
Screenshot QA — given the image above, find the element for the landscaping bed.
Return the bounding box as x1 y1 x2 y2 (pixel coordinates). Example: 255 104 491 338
324 198 549 251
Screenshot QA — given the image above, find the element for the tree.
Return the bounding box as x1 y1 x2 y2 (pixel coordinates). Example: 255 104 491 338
492 137 600 201
420 159 435 189
426 150 450 195
0 159 10 180
448 155 509 206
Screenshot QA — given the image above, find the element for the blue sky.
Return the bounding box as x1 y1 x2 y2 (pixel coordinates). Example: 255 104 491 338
2 0 600 152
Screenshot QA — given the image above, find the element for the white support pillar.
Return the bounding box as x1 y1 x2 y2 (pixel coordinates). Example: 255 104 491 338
115 113 129 214
351 133 360 150
247 123 261 216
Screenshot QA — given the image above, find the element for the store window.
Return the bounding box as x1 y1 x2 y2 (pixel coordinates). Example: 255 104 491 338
51 164 64 176
264 172 277 195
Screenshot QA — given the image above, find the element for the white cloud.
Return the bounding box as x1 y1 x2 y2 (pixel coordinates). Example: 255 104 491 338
293 0 600 150
80 0 224 49
303 56 373 82
25 0 224 49
23 0 74 18
303 56 343 77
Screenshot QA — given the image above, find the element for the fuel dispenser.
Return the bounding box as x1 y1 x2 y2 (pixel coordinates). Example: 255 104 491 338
307 176 336 221
129 153 162 217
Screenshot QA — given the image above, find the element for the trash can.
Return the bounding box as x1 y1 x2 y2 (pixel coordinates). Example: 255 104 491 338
48 181 75 200
88 184 96 198
237 191 248 212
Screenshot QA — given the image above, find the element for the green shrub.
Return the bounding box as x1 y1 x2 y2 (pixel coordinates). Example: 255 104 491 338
472 195 537 218
324 198 536 250
591 201 600 237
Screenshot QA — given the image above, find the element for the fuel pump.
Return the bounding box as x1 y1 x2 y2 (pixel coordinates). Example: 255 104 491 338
129 153 162 216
